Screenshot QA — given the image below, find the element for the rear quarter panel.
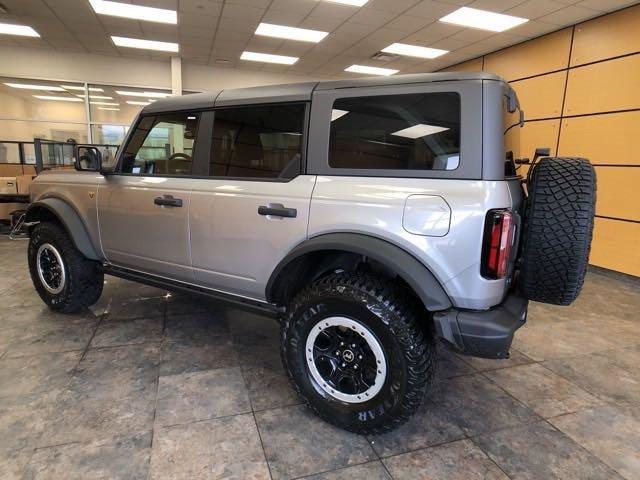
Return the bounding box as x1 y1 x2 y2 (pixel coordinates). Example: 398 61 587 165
308 176 515 309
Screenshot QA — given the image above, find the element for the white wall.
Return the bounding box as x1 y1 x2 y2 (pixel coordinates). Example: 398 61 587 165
0 45 323 91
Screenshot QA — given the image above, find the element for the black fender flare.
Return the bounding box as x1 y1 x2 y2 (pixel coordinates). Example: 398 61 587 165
26 198 100 260
266 233 452 311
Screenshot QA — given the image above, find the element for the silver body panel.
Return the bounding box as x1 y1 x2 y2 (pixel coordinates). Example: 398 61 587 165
29 72 523 312
97 175 194 282
189 175 316 298
308 177 516 309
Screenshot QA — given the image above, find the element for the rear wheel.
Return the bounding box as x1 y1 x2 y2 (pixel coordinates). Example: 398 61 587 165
28 222 103 313
281 272 436 434
521 157 596 305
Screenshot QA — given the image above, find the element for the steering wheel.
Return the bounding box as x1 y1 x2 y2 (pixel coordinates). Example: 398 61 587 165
168 152 191 162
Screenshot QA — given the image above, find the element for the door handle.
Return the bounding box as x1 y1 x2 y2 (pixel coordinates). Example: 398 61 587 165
258 204 297 218
154 195 183 207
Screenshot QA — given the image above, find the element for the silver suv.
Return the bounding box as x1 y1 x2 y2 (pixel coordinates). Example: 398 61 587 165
25 72 596 433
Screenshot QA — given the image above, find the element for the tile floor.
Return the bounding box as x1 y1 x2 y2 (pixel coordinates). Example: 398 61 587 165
0 236 638 479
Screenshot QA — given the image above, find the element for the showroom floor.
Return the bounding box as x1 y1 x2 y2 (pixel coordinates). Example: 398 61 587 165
0 236 638 480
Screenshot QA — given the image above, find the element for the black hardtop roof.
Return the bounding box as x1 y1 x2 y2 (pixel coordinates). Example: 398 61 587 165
141 71 504 114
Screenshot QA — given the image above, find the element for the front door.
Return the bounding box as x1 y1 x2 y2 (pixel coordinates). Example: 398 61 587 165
98 111 202 282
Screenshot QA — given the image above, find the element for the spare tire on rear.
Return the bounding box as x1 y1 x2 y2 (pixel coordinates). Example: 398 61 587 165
521 157 596 305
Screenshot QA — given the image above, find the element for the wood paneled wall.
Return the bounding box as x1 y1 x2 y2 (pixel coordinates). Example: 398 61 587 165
442 5 640 277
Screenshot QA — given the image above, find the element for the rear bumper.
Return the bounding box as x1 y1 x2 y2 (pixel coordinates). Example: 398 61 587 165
433 293 528 359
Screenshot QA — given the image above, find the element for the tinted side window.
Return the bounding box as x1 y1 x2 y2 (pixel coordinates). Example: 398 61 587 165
210 104 305 179
329 93 460 171
121 112 200 175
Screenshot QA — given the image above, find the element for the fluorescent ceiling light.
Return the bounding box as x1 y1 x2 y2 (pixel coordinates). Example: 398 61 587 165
325 0 368 5
255 23 327 43
382 43 448 59
392 124 449 139
99 107 120 111
115 90 172 98
439 7 528 32
88 0 177 24
240 51 298 65
5 83 64 91
331 109 349 121
0 22 39 37
90 101 119 106
127 100 151 106
62 85 104 92
33 95 83 102
345 65 398 76
111 36 179 53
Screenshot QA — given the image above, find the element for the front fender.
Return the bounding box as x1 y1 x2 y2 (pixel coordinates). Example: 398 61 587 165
26 198 100 260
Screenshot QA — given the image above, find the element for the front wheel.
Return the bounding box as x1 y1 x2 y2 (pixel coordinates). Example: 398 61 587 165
281 272 436 434
28 222 104 313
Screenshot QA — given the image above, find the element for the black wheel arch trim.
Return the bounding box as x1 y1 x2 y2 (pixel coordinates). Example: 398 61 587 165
266 233 452 311
26 198 100 261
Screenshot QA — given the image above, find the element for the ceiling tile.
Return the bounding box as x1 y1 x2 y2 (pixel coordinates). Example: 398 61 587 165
447 28 494 43
427 37 466 50
364 0 423 14
508 20 561 38
227 0 270 7
269 0 318 16
300 15 346 31
220 4 264 20
308 2 359 20
385 15 432 33
536 4 601 25
348 8 397 28
404 0 458 20
261 10 308 25
333 21 378 40
179 0 223 16
468 0 527 12
576 0 639 10
505 0 567 19
405 20 463 43
179 12 219 28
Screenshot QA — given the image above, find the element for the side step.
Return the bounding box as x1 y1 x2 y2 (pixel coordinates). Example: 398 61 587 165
103 265 283 318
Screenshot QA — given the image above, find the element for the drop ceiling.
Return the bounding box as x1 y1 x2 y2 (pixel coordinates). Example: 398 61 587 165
0 0 637 79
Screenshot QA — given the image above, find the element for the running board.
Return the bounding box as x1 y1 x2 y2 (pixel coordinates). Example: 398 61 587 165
103 265 282 318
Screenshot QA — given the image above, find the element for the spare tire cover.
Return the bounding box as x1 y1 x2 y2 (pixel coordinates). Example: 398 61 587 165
521 157 596 305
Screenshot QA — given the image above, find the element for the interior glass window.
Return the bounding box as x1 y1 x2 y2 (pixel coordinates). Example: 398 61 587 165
210 104 305 179
329 92 461 171
121 112 200 175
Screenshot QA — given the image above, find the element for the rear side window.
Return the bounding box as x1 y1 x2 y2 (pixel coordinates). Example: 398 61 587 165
210 104 305 179
329 93 460 171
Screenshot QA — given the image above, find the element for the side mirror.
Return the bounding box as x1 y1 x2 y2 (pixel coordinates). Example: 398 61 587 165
74 145 102 172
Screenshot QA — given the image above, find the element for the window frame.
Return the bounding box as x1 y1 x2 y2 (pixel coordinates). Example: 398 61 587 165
113 110 205 178
205 101 310 183
307 81 483 180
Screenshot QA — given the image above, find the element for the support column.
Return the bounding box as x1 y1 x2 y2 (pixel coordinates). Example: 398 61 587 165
171 56 182 96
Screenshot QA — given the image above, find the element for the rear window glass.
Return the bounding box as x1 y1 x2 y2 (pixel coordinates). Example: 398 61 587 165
329 92 460 171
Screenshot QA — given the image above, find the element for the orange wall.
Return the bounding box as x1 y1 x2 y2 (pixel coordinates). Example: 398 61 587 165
442 5 640 277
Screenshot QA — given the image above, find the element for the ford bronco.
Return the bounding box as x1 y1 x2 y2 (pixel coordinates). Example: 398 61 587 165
24 72 596 433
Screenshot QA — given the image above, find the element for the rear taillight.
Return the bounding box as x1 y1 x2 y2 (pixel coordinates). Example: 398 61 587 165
481 210 514 279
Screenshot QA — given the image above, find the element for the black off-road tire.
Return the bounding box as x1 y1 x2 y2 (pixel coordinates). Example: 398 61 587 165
521 157 596 305
28 222 104 313
281 272 436 434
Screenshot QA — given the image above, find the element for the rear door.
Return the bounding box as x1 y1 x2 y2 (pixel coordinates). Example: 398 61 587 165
97 111 202 281
189 103 315 300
